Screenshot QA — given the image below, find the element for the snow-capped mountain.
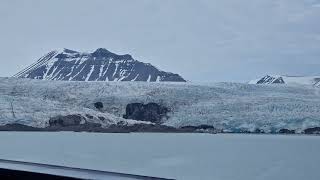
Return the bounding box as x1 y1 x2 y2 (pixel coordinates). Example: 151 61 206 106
249 75 320 86
13 48 186 82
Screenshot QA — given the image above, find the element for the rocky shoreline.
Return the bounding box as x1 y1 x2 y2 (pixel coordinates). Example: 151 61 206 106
0 123 217 133
1 103 319 135
2 87 320 135
0 123 319 135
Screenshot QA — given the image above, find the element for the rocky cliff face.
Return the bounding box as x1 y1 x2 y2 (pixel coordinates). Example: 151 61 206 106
14 48 186 82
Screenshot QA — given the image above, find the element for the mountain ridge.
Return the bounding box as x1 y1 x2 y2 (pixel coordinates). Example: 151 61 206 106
14 48 186 82
249 75 320 86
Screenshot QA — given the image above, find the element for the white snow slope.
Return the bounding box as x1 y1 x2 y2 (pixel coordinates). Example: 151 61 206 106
1 77 320 132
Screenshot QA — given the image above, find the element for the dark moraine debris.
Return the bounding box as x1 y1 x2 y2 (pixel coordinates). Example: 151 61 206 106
98 116 105 121
85 114 94 119
94 102 104 110
117 121 128 126
47 122 103 132
109 123 181 133
0 123 43 131
254 128 265 134
49 115 83 127
123 103 169 123
0 123 122 133
304 127 320 134
180 125 215 133
0 122 216 133
48 114 108 131
278 128 295 134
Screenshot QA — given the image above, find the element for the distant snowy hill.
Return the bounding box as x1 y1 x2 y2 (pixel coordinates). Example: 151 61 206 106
1 77 320 133
249 75 320 86
13 48 186 82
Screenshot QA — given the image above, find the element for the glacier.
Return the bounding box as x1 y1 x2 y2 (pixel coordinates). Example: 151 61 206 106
1 77 320 133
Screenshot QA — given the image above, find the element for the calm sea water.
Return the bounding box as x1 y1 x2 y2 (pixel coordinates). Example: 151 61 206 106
0 132 319 180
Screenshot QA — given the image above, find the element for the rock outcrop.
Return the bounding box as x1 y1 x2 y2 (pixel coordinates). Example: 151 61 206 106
123 103 169 123
304 127 320 134
94 102 104 110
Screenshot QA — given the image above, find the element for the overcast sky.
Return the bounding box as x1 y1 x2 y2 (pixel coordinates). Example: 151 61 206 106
0 0 320 82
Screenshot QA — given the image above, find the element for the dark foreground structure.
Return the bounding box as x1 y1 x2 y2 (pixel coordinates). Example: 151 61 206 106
0 159 173 180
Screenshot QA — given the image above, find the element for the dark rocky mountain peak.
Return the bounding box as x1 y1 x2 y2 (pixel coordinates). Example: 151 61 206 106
249 75 320 86
92 48 113 57
13 48 186 82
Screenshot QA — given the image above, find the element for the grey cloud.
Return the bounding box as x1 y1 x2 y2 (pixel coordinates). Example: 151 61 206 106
0 0 319 82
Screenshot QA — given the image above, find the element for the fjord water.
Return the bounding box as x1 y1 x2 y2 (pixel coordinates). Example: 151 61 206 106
0 132 319 180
